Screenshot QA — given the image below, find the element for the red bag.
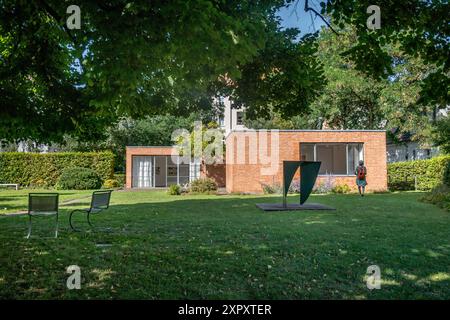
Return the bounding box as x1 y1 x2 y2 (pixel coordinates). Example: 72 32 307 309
357 166 366 179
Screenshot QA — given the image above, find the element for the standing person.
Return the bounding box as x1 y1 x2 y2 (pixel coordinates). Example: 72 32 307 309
355 160 367 197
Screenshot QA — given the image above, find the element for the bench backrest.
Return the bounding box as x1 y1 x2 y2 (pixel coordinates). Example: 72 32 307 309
28 193 59 213
90 190 112 210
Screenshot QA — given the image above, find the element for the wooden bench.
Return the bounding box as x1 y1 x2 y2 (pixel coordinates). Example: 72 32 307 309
0 183 19 190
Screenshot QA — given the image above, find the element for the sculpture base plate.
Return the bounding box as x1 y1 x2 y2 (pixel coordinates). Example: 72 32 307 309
256 203 335 211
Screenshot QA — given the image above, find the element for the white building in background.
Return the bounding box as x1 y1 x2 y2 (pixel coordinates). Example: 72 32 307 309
218 96 247 135
386 140 440 163
386 107 448 163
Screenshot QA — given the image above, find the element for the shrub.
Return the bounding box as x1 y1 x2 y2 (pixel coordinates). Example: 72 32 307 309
444 161 450 187
289 180 300 194
57 167 103 190
262 182 282 194
190 178 217 194
419 184 450 212
332 184 351 194
167 184 181 195
0 152 114 188
388 156 450 191
313 175 335 194
114 173 126 187
103 179 119 189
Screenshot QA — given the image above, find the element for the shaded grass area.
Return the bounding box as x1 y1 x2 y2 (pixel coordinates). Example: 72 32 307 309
0 190 449 299
0 189 94 214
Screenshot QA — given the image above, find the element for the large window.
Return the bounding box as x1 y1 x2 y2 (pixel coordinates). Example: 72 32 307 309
132 156 201 188
300 143 364 176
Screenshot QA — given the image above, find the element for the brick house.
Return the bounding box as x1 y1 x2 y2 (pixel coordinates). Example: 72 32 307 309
126 130 387 193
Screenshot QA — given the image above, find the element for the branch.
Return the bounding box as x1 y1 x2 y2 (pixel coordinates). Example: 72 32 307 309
303 0 340 35
37 0 77 44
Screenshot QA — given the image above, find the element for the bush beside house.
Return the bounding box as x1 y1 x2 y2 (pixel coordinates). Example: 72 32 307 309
189 178 218 194
0 152 114 188
388 156 450 191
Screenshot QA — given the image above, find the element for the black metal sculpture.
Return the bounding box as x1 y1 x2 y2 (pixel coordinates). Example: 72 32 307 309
282 161 321 207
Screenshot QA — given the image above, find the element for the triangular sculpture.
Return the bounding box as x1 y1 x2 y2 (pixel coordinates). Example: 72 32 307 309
283 161 321 207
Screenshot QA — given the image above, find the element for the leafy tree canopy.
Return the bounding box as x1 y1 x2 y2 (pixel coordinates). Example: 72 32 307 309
323 0 449 108
0 0 293 142
244 25 441 149
1 0 448 144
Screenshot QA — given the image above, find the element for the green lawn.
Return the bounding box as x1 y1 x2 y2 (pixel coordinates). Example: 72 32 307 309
0 189 449 299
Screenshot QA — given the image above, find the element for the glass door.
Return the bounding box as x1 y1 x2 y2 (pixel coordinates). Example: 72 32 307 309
132 156 154 188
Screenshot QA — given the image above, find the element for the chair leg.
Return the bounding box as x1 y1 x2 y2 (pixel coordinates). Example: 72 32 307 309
26 215 32 239
69 210 79 232
55 213 59 238
87 211 93 228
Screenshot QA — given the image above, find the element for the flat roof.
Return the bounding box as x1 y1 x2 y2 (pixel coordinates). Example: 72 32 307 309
126 146 176 148
230 129 386 132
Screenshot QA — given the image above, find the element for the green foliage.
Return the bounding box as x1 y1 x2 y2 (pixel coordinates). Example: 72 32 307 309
325 1 449 110
308 26 436 142
332 184 351 194
189 178 217 194
57 167 103 190
103 179 119 189
114 174 126 188
261 182 282 195
0 0 288 142
167 184 182 196
54 115 202 172
388 156 450 191
226 28 326 119
0 152 114 188
432 116 450 155
244 109 319 130
174 121 224 161
420 184 450 212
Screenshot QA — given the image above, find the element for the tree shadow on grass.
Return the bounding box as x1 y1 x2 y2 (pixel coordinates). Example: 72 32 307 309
0 194 449 299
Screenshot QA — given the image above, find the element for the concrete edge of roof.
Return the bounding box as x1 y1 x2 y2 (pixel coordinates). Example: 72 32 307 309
224 129 386 139
126 146 176 149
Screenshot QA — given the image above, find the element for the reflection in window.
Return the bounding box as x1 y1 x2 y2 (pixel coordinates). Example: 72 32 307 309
300 143 364 175
236 111 244 125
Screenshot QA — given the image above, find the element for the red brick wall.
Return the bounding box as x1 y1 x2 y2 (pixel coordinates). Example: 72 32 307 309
225 131 387 193
125 146 177 188
201 163 226 187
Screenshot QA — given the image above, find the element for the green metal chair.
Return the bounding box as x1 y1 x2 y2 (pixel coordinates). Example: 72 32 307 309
27 193 59 239
69 190 112 231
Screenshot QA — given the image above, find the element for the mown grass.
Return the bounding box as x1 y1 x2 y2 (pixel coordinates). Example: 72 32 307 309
0 189 94 214
0 190 449 299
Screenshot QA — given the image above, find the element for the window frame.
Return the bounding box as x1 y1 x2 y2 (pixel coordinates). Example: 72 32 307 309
300 142 365 177
236 111 244 125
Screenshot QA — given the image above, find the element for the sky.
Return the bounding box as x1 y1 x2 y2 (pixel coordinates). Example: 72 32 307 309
277 1 327 35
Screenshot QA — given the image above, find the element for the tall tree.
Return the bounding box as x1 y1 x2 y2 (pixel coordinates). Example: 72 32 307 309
0 0 289 142
322 0 449 109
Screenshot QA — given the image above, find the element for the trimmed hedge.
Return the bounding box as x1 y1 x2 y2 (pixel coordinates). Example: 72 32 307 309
0 152 114 188
388 156 450 191
57 167 103 190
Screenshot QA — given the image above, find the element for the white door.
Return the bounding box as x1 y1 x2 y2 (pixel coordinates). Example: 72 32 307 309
132 156 153 188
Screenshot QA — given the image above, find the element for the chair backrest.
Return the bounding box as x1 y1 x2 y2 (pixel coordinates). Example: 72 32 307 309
90 190 112 210
28 193 59 213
